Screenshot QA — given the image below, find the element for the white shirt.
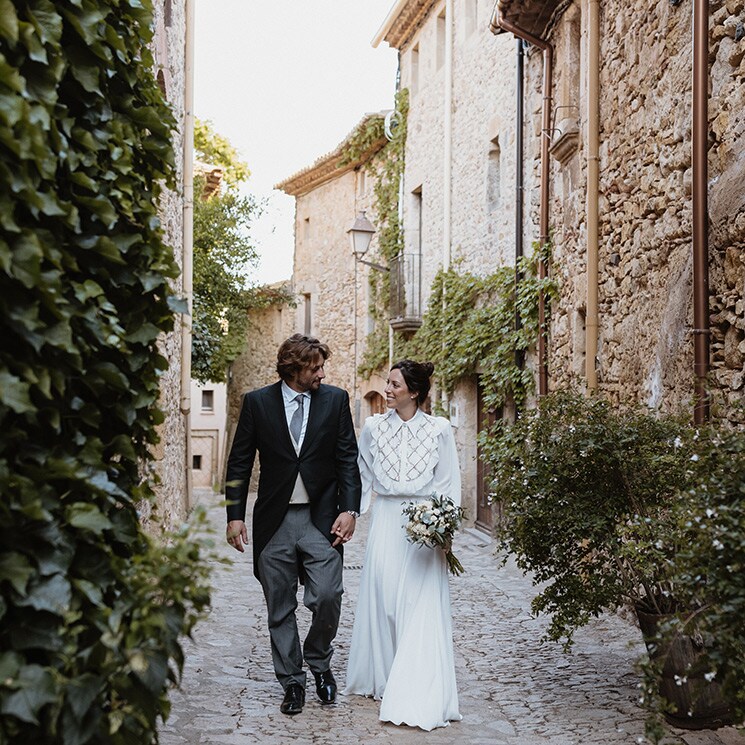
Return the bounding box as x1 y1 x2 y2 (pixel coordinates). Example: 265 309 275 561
280 381 312 504
357 408 462 514
281 381 311 451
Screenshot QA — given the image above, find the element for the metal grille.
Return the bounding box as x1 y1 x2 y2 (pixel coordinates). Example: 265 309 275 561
389 252 422 331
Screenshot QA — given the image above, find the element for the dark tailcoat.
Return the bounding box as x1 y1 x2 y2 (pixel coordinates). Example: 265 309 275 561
225 382 362 579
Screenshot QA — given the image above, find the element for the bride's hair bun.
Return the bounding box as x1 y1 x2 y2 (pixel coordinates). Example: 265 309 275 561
391 359 434 406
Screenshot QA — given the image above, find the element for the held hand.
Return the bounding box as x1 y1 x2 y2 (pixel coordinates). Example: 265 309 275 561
331 512 356 547
226 520 248 552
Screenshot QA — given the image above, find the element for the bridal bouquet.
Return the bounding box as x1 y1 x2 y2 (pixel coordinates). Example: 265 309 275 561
402 494 466 575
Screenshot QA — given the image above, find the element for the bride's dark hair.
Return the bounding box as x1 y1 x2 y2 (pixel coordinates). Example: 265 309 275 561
391 359 434 407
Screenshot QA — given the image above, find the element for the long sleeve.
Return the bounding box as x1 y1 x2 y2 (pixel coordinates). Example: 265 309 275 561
225 393 257 522
357 419 374 514
334 389 362 513
431 418 462 507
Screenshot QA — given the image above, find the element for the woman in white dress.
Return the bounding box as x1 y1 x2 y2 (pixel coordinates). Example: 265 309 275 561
344 360 462 731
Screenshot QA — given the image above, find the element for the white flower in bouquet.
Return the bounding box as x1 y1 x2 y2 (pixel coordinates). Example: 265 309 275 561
402 494 465 575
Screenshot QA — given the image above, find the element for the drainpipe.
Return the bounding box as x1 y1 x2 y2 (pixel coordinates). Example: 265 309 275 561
586 0 600 390
443 0 453 272
181 0 195 509
491 10 553 396
442 0 454 415
692 0 710 424
515 39 525 373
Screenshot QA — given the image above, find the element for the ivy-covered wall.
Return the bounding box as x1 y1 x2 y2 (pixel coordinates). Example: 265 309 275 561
0 1 209 741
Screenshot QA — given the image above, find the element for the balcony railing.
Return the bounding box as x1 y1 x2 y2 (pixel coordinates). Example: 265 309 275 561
389 252 422 332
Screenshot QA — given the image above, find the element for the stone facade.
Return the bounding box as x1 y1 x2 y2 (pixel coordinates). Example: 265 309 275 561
143 0 191 529
501 0 745 422
374 0 745 530
382 0 522 527
228 117 389 425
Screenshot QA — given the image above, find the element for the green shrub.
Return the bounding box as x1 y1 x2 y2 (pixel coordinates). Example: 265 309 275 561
484 391 694 647
0 1 211 742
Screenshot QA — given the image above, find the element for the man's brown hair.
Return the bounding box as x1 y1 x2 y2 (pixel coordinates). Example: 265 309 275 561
276 334 331 382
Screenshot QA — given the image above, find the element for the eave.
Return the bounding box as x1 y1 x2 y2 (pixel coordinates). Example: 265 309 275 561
372 0 437 50
489 0 567 39
275 113 387 197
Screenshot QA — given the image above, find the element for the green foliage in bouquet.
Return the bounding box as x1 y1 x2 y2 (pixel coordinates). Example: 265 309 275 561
0 1 211 742
484 391 694 648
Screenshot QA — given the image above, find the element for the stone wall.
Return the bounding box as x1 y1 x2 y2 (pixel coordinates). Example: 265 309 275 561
396 1 521 523
227 294 294 437
536 0 745 422
144 0 189 529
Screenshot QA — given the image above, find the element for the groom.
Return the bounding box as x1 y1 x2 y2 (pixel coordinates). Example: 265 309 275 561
225 334 362 715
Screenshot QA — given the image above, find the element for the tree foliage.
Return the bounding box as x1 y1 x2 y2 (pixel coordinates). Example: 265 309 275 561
191 122 292 383
194 118 250 186
0 1 210 742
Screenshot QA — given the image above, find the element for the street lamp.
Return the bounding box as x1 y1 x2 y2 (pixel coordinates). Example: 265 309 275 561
347 211 388 272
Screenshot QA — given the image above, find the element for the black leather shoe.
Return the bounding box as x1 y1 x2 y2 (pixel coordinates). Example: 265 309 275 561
280 683 305 715
313 670 337 705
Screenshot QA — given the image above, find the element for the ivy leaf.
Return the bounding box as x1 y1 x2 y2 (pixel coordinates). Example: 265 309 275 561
0 370 34 413
0 552 35 594
167 295 189 314
0 664 58 724
0 0 19 44
16 574 72 615
67 503 113 535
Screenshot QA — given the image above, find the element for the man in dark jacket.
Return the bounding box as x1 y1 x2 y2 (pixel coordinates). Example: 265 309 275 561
225 334 361 716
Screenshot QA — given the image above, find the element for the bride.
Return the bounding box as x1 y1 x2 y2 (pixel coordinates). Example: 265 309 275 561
344 359 462 731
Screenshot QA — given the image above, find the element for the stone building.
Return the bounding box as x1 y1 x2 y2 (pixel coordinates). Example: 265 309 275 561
370 0 745 532
143 0 195 528
190 380 227 490
373 0 522 530
489 0 745 422
227 116 390 438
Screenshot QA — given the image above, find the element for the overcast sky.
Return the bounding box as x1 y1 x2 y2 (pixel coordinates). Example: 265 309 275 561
193 1 399 285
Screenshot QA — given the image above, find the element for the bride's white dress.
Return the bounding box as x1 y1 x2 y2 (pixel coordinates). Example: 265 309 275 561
344 408 462 731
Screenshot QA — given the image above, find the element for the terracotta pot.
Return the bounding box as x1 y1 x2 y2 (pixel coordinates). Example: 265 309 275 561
636 608 733 730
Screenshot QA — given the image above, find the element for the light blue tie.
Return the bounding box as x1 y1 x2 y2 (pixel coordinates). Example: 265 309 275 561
290 394 304 445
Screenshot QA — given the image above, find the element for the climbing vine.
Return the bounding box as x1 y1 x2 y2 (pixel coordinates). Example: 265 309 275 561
400 244 555 414
341 89 409 377
344 85 552 418
0 1 211 742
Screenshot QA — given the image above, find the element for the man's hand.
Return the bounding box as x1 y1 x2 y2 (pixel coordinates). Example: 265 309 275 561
331 512 356 547
227 520 248 552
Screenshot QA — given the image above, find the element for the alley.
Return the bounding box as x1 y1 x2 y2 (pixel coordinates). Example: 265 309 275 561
160 493 745 745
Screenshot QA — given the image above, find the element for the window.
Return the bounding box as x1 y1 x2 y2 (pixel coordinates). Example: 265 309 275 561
192 454 202 470
303 293 312 335
356 168 367 198
164 0 172 26
436 10 446 70
303 217 311 240
410 44 420 96
201 389 214 412
486 136 501 210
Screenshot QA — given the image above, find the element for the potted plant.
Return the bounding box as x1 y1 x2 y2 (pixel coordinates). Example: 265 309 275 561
481 391 735 730
639 425 745 739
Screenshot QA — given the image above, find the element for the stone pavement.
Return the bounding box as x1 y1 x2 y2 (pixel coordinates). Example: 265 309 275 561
160 491 745 745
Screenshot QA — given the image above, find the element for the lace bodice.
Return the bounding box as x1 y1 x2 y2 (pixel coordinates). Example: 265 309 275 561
357 409 461 513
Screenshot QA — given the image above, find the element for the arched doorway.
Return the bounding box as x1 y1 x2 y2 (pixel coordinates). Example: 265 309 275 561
364 390 386 416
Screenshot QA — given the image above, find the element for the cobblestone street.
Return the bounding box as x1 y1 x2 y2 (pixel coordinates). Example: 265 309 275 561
160 492 745 745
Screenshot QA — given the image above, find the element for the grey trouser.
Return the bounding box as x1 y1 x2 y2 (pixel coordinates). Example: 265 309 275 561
257 505 343 690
